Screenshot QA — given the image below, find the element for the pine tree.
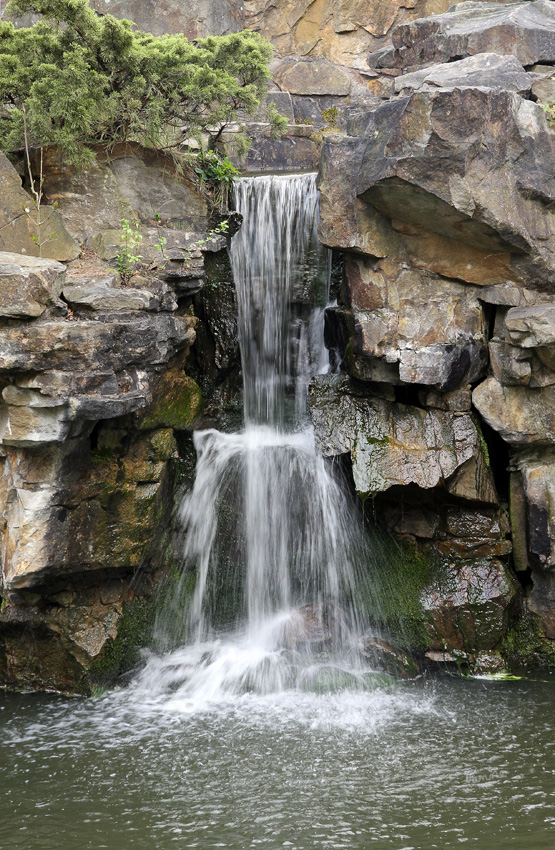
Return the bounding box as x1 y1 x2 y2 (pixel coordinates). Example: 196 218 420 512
0 0 273 165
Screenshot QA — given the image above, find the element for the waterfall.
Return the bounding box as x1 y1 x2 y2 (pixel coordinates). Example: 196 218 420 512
145 174 380 703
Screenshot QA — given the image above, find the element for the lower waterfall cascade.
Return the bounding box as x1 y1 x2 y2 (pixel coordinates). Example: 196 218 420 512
138 172 385 705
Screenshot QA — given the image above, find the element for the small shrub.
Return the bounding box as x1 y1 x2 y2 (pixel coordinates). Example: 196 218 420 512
267 102 288 138
116 219 143 282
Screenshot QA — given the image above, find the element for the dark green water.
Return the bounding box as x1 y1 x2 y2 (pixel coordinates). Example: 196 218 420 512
1 676 555 849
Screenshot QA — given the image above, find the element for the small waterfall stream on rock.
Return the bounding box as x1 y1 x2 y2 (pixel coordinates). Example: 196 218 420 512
138 173 380 706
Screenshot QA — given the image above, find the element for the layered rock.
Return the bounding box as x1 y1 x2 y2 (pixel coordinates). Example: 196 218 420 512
0 245 206 692
246 0 513 70
372 0 555 69
311 0 555 669
0 139 240 692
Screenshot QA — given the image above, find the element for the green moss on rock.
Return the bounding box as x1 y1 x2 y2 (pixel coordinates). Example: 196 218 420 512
138 373 202 431
356 529 436 651
89 596 155 685
501 611 555 671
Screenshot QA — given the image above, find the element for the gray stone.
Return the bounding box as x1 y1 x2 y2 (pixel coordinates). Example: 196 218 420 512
0 251 66 318
422 557 518 653
310 376 477 496
531 67 555 102
0 315 195 374
517 456 555 569
319 87 555 294
478 282 552 306
62 281 165 312
219 125 319 173
334 258 488 390
91 0 244 38
378 1 555 69
394 53 531 95
505 304 555 348
473 376 555 445
107 149 207 228
274 57 352 96
489 339 532 385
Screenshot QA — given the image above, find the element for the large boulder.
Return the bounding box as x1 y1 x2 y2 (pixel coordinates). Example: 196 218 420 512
473 377 555 444
320 87 555 295
310 375 485 496
373 0 555 69
422 556 518 653
328 256 488 389
0 252 66 318
394 52 532 94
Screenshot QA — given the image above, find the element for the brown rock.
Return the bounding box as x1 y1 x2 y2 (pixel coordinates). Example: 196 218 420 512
274 57 352 95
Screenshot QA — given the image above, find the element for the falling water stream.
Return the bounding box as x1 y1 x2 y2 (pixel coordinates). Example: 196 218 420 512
1 174 555 849
144 172 375 702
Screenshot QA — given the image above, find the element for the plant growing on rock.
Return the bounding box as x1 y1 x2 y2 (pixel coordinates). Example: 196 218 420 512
21 109 58 257
267 102 288 138
0 0 274 166
193 149 239 211
116 219 143 282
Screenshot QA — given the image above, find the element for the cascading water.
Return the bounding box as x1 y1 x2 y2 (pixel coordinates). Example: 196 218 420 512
141 173 380 704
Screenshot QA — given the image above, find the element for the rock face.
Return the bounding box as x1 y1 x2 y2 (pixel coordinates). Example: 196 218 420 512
0 138 238 692
0 152 79 261
245 0 512 70
311 376 481 497
0 245 204 692
312 0 555 669
38 143 209 251
373 0 555 68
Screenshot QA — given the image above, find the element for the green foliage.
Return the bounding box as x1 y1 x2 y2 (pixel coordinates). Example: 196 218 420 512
321 106 338 127
540 101 555 127
267 101 288 138
0 0 273 165
193 148 239 209
116 218 142 281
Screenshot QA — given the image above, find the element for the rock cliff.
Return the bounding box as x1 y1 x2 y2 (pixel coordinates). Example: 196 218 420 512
314 0 555 670
4 0 555 689
0 145 238 693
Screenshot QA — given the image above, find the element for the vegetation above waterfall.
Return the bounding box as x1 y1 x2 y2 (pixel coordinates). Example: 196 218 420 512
0 0 273 165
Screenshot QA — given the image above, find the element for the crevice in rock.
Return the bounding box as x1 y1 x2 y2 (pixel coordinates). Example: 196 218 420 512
394 383 422 407
473 411 510 502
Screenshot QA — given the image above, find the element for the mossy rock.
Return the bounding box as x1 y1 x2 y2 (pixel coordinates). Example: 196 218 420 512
89 596 155 686
501 612 555 672
138 372 202 431
355 528 437 652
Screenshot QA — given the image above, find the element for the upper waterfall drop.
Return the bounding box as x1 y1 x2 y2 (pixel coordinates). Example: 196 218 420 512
229 172 331 428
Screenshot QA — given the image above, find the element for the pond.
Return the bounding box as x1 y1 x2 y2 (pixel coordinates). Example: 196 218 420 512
2 674 555 849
